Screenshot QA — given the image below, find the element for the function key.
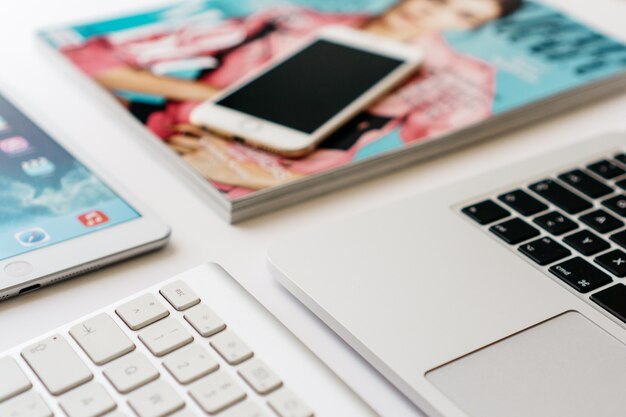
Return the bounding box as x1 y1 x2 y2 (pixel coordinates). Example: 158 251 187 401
595 249 626 277
498 189 547 216
116 294 169 331
533 211 577 236
610 230 626 249
563 230 610 256
462 200 509 225
591 284 626 323
579 209 624 234
558 169 613 198
549 257 612 293
614 153 626 166
518 237 571 266
490 218 540 244
159 281 200 311
602 195 626 217
587 160 625 179
529 179 592 214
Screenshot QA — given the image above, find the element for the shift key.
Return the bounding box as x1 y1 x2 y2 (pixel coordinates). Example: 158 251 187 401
22 334 93 395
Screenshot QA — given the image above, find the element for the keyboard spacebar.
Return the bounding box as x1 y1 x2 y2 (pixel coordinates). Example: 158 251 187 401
21 334 93 395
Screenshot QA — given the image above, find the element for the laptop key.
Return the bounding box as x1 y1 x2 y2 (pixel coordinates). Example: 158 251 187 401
518 237 571 266
558 169 613 198
579 209 624 234
529 179 592 214
602 195 626 217
610 230 626 249
615 179 626 191
549 257 612 293
595 249 626 277
490 218 540 244
498 189 547 216
614 153 626 166
0 357 32 401
462 200 509 225
591 284 626 323
563 230 610 256
587 160 625 179
533 211 577 235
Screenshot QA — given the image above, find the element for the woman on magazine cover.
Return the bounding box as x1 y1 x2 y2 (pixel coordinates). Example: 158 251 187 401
64 0 523 197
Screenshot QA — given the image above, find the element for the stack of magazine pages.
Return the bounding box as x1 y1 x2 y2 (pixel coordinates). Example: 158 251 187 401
40 0 626 222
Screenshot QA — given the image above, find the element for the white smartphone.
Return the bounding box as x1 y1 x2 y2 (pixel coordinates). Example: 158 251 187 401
191 26 423 157
0 91 170 300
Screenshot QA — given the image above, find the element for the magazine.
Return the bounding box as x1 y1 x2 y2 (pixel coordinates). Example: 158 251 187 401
40 0 626 222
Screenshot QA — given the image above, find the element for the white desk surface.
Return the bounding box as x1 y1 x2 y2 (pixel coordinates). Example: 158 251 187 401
1 1 626 416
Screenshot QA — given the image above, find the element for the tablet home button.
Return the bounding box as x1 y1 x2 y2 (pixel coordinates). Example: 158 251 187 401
4 261 33 277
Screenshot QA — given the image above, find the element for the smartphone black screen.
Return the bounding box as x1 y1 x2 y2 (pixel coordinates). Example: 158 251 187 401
216 39 404 134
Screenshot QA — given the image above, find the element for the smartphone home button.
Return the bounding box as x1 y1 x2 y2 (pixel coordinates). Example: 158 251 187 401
239 118 262 132
4 261 33 277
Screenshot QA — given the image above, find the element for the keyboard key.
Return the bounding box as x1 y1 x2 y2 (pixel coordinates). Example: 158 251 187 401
116 294 169 331
518 237 571 266
533 211 577 236
529 179 592 214
184 304 226 337
602 195 626 217
615 179 626 190
189 371 247 414
614 153 626 165
558 169 613 198
210 330 254 365
549 257 612 293
591 284 626 323
104 351 159 394
21 334 93 395
580 209 624 234
59 382 116 417
587 159 625 179
0 391 53 417
127 380 185 417
69 313 135 365
595 249 626 277
238 358 283 395
159 281 200 311
489 218 540 244
223 401 269 417
462 200 509 225
498 189 547 215
610 229 626 249
138 317 193 357
162 344 219 385
0 357 31 401
268 389 313 417
563 230 610 256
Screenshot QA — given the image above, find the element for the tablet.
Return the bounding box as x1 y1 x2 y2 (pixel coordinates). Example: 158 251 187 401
0 92 170 300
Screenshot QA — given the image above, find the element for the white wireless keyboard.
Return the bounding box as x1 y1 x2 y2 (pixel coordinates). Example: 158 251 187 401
0 264 373 417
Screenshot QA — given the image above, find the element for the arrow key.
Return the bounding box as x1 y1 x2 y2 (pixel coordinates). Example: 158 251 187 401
595 249 626 277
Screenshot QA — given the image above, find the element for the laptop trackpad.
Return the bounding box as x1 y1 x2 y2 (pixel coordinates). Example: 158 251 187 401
427 312 626 417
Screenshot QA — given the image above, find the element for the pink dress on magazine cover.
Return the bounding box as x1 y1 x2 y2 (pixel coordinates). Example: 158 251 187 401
63 6 496 198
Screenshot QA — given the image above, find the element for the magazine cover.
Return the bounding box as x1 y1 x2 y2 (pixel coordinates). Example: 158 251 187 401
40 0 626 202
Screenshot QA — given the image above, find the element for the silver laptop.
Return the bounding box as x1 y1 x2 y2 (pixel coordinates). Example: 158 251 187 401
268 132 626 417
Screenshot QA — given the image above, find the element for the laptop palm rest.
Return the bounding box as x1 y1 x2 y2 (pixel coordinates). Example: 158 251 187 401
426 311 626 417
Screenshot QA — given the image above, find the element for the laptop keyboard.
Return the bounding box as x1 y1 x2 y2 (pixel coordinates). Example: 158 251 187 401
462 152 626 326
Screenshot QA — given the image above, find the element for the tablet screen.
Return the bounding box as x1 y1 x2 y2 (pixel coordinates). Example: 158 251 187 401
0 94 140 261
